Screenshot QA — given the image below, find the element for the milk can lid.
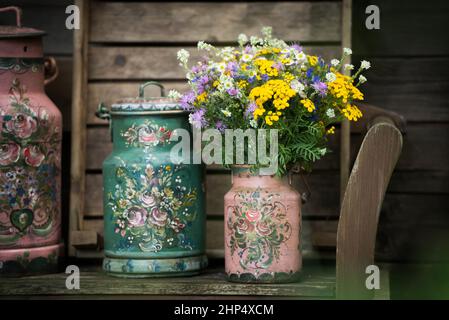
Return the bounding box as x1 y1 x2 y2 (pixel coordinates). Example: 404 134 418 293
111 82 184 113
0 7 46 39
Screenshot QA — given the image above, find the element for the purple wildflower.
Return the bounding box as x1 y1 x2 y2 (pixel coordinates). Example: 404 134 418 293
273 62 283 71
191 66 199 73
227 88 239 96
227 62 238 73
200 75 209 85
215 121 227 133
312 81 328 96
291 44 303 52
245 102 256 118
248 76 256 83
261 74 269 81
180 91 196 110
190 108 207 128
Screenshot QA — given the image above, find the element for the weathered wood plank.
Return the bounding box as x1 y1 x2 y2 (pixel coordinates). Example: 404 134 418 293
84 123 449 171
88 46 341 80
90 1 342 43
353 0 449 56
0 264 336 297
69 0 89 255
45 56 73 130
337 119 402 299
352 57 449 122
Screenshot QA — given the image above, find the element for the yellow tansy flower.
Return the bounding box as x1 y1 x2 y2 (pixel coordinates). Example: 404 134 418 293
300 99 315 112
307 55 318 66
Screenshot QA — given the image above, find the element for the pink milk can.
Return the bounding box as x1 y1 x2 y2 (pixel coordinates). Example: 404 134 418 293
0 6 63 276
224 166 302 283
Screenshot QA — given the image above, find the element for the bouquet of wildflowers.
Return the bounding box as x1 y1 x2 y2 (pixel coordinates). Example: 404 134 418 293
174 27 370 175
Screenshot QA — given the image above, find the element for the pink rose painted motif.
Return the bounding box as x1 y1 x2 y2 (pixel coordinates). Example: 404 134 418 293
149 207 168 227
107 164 198 252
4 113 37 139
140 192 156 208
226 188 292 270
125 206 148 227
121 120 172 148
0 79 61 247
0 143 20 166
23 145 45 167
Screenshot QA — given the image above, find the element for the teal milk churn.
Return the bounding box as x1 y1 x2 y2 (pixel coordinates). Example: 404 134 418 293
96 82 207 277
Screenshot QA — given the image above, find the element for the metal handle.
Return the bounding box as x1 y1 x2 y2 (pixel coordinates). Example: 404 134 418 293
44 57 59 86
96 102 111 121
139 81 165 98
96 102 113 142
289 165 312 204
0 6 22 27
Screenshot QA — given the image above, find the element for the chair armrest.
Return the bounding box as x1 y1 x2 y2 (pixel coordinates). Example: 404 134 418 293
336 114 403 299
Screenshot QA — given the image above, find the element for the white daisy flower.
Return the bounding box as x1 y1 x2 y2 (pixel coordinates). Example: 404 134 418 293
261 26 273 38
216 63 226 73
361 60 371 69
344 64 354 70
326 72 337 82
359 75 367 83
343 47 352 55
237 33 248 46
290 79 305 93
326 108 336 118
241 53 253 62
167 90 182 99
197 41 213 51
250 36 262 46
177 49 190 65
331 59 340 67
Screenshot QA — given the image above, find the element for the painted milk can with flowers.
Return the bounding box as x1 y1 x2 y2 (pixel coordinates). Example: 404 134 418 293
0 6 63 276
96 82 207 277
177 27 370 283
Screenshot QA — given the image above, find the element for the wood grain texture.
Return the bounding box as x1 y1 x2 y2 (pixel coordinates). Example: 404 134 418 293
84 123 449 171
336 118 402 299
89 1 342 43
88 46 340 80
69 0 89 255
340 0 352 201
353 0 449 56
353 57 449 122
0 264 336 298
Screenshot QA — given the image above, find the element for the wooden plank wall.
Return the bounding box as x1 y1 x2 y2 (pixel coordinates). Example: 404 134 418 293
2 0 447 262
80 0 344 258
352 0 449 262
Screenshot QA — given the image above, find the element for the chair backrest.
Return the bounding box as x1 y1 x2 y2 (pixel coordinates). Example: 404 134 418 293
336 116 403 299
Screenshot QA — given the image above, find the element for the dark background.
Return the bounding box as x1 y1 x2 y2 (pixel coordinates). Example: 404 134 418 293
1 0 449 298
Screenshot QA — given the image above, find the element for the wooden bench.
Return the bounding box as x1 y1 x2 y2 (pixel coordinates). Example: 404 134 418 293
0 112 403 299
